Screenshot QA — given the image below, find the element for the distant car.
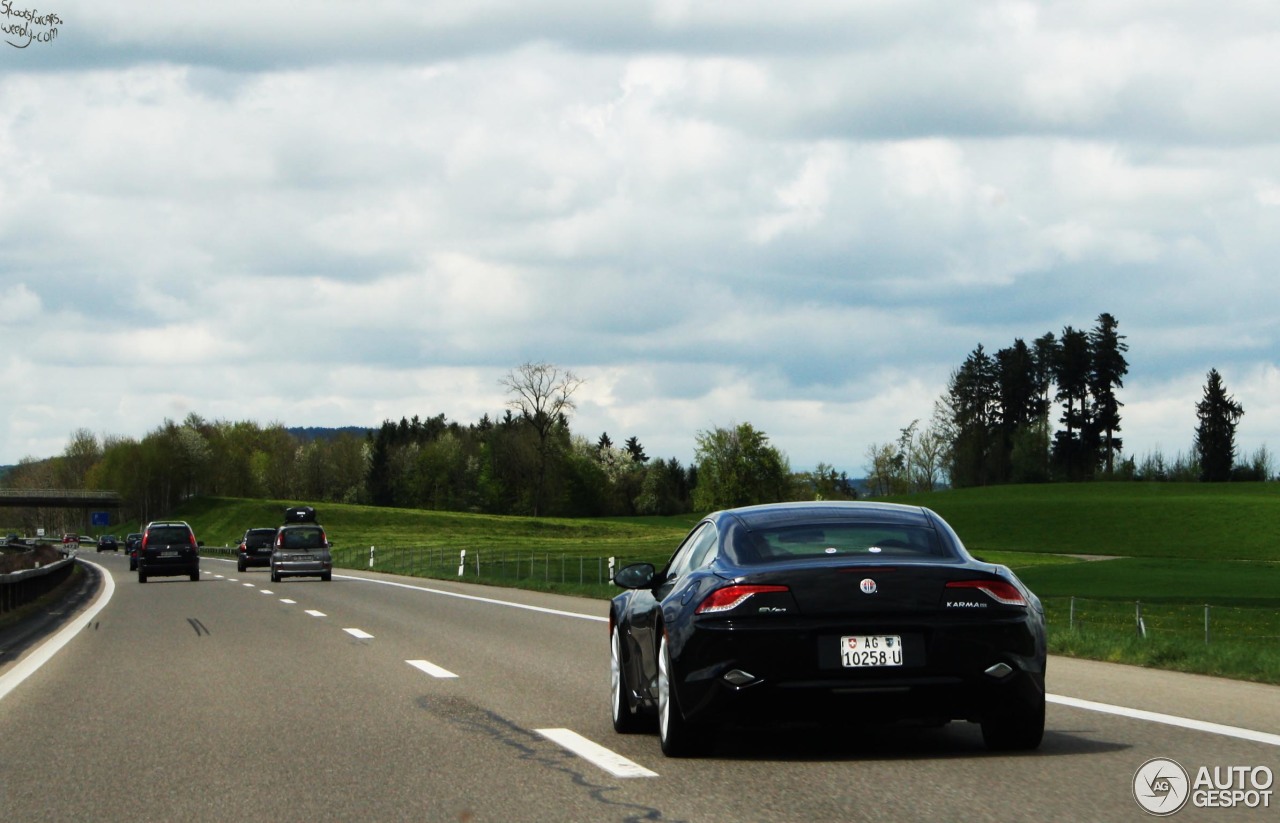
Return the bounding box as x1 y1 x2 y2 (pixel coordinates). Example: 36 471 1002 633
95 534 119 552
270 506 332 583
61 533 79 546
137 521 201 583
125 533 143 570
609 501 1046 756
237 527 278 572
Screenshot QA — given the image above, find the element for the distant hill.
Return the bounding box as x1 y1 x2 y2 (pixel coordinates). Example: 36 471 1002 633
286 426 373 442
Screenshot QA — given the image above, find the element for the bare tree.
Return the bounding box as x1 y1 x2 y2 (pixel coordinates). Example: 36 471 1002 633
500 361 584 515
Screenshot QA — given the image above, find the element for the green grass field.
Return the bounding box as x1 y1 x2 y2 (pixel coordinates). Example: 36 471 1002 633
886 481 1280 561
157 484 1280 683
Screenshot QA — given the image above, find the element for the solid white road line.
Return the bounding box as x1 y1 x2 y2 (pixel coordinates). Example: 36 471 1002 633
0 559 115 703
1049 694 1280 747
535 728 658 778
406 659 458 679
344 628 374 639
336 574 607 623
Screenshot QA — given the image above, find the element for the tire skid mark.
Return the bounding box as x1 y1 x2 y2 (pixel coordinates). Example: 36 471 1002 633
416 695 679 823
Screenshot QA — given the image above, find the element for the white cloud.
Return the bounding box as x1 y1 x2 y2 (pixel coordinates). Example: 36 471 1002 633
2 3 1280 473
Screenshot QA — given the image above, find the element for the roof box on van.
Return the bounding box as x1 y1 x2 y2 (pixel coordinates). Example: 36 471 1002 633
284 505 318 523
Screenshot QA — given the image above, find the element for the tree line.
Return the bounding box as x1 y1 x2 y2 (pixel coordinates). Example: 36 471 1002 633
2 362 856 529
5 338 1269 531
864 313 1271 492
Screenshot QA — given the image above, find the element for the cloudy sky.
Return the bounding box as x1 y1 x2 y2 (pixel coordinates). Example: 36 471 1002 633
2 1 1278 474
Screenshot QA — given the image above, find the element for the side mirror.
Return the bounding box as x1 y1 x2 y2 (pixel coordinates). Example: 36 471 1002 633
613 562 657 590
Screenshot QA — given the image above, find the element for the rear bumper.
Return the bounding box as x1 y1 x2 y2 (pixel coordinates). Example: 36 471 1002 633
138 556 199 576
672 615 1046 727
273 562 331 578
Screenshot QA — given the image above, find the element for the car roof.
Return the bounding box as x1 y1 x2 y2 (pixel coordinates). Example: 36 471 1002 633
709 500 934 530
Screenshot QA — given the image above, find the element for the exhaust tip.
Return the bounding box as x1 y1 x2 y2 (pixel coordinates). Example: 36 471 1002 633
723 669 759 687
984 662 1014 679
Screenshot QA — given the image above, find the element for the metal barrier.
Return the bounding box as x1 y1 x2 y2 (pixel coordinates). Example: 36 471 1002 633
0 550 77 615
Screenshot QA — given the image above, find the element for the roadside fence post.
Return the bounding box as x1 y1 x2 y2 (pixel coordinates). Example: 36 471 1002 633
369 546 375 568
475 551 480 577
1069 596 1075 631
1205 604 1211 645
608 556 616 583
1136 600 1146 639
458 549 466 577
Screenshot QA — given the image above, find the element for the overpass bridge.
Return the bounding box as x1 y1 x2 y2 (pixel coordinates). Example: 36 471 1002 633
0 489 123 508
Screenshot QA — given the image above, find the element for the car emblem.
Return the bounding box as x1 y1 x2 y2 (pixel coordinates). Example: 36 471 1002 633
860 578 877 595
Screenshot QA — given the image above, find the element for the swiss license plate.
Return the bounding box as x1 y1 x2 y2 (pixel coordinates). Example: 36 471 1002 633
839 635 903 668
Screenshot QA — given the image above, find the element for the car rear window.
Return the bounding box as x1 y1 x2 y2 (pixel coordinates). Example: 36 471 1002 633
146 527 192 546
281 528 325 549
245 530 276 547
732 523 950 563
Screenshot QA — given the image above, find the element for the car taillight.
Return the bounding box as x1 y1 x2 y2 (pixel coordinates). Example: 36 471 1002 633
945 579 1026 606
695 585 790 614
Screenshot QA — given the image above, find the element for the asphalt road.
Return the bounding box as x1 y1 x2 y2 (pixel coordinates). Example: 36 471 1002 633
1 553 1278 822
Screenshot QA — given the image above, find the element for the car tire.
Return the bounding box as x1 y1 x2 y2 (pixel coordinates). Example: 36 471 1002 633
657 633 708 757
190 570 199 581
138 571 147 583
271 568 280 583
980 694 1045 751
321 572 332 582
611 625 648 734
237 559 246 573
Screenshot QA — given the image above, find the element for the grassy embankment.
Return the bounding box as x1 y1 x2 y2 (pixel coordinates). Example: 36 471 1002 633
164 484 1280 684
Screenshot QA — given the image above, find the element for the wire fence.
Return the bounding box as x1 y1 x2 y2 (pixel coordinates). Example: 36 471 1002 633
328 545 667 591
1043 596 1280 645
209 544 1280 646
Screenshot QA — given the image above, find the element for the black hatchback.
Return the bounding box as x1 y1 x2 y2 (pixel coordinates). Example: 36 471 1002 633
138 521 201 583
237 527 278 572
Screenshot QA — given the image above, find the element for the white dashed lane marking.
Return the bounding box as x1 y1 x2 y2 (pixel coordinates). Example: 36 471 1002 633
344 628 374 639
406 659 458 679
535 728 658 778
305 610 326 618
